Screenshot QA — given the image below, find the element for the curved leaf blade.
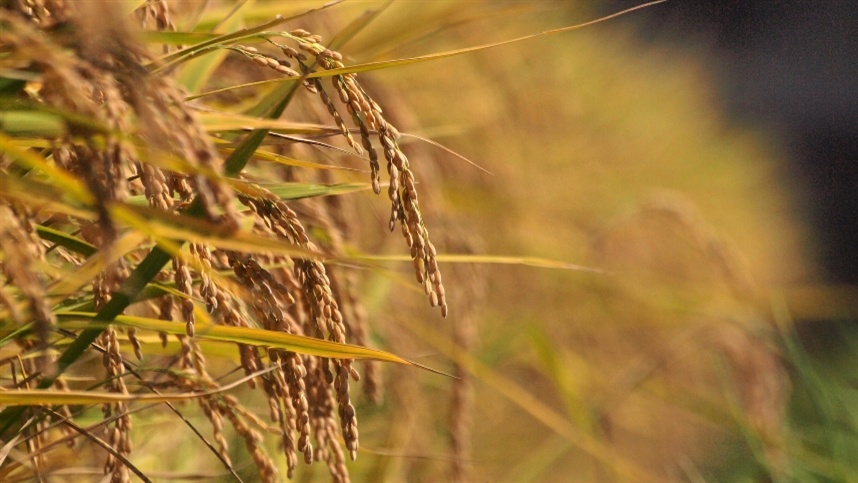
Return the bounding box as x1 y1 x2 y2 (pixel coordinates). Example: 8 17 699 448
55 312 448 376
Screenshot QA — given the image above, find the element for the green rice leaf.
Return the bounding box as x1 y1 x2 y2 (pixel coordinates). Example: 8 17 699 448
0 111 63 136
35 226 98 258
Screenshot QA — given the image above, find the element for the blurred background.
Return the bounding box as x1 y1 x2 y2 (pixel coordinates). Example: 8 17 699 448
606 0 858 298
156 1 858 481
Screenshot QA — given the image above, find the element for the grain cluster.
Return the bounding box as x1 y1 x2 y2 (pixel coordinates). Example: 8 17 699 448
0 1 453 482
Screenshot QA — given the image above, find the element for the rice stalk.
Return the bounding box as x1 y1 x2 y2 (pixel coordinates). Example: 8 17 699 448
0 1 455 480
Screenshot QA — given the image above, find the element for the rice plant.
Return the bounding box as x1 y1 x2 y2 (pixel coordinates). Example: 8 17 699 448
0 1 457 480
3 1 855 482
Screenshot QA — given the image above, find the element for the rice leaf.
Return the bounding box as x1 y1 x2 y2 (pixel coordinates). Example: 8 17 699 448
35 226 98 258
0 133 92 205
186 1 667 101
349 253 606 274
175 1 249 93
308 2 666 79
0 110 66 137
262 181 375 200
327 0 392 51
149 1 344 74
55 312 428 367
141 31 219 45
